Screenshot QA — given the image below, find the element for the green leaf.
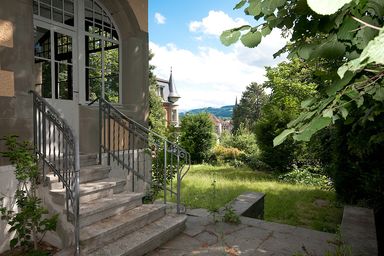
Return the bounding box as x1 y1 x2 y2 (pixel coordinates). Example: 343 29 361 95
273 128 296 147
310 36 345 59
355 25 379 50
261 26 272 36
326 71 354 96
339 106 349 119
307 0 353 15
234 0 247 10
338 27 384 78
323 108 333 118
245 1 262 16
373 86 384 101
240 31 262 48
261 0 286 15
220 30 241 46
294 116 332 141
301 98 316 108
337 16 359 41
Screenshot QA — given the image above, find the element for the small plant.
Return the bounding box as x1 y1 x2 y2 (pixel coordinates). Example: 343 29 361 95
207 178 220 222
0 136 58 252
222 205 241 224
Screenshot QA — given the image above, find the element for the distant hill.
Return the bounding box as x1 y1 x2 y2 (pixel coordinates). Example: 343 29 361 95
180 105 234 119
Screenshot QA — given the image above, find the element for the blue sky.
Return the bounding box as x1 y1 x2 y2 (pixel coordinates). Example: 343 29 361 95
148 0 287 111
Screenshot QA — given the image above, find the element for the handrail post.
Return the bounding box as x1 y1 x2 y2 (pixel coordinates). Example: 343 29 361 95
108 104 111 166
74 139 80 256
98 99 102 164
163 140 167 204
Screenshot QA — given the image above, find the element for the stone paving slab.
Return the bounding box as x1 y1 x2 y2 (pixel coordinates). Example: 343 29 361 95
148 208 337 256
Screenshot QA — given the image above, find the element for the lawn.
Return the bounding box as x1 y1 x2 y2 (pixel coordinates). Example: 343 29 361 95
178 164 343 233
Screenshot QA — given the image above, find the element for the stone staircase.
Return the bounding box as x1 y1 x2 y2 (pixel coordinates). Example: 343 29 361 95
47 154 187 255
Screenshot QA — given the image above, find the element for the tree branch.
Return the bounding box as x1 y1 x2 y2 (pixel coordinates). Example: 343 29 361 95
351 16 382 31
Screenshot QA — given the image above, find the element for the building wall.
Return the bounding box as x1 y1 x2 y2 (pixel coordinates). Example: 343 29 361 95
0 0 34 166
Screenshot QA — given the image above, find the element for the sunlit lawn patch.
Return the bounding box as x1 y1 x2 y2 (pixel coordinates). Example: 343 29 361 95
178 164 343 233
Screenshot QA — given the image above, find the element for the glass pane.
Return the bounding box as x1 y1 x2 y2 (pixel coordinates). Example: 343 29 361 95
33 1 39 15
94 2 102 13
55 63 73 100
41 0 51 4
40 3 51 19
34 27 51 59
53 8 63 23
64 13 74 26
64 0 74 13
84 0 93 9
52 0 63 9
34 59 52 98
104 43 119 103
94 12 102 24
55 32 72 63
85 8 93 21
86 67 102 101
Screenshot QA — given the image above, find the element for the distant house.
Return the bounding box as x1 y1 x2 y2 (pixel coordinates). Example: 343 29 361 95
208 114 233 137
156 70 181 127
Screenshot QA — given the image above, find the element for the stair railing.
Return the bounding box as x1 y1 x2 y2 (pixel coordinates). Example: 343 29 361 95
98 98 190 213
30 91 80 255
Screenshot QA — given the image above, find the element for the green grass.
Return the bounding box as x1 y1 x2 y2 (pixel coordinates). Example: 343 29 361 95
178 164 343 233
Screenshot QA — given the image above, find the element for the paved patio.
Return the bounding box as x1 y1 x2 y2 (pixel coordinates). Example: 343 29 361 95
148 208 336 256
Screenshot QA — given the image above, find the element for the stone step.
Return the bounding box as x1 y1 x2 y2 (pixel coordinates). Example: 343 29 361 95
90 214 187 256
80 204 167 254
50 178 126 205
46 165 111 190
80 154 98 167
68 192 144 228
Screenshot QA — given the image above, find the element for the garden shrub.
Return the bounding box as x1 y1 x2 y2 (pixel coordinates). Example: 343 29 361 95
212 145 244 166
278 165 333 190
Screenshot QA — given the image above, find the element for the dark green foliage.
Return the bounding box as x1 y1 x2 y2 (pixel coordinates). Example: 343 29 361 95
278 165 332 190
255 105 297 172
326 117 384 208
148 50 167 137
0 136 58 252
232 82 268 133
179 113 215 164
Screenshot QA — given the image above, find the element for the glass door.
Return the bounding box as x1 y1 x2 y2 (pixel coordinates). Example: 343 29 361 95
34 21 79 135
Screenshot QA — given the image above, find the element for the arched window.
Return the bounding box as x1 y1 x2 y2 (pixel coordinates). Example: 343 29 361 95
84 0 120 103
33 0 120 103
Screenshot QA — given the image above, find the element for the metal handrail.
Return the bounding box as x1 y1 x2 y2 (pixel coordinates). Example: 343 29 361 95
99 98 190 213
30 91 80 255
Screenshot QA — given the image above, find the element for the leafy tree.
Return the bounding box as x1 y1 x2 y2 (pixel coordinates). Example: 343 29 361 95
255 59 324 171
179 113 215 164
148 50 167 136
232 82 268 133
223 0 384 206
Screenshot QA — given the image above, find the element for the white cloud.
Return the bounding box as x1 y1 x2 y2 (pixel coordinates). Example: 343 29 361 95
154 12 166 24
150 11 288 111
189 10 248 36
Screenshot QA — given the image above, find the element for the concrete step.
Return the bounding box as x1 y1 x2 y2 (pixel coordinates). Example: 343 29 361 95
68 192 144 228
46 165 111 190
90 214 187 256
80 204 167 254
50 178 126 205
80 154 98 167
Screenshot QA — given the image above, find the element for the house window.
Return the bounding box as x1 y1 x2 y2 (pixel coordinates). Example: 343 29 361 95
33 0 75 27
33 0 120 103
85 0 120 103
171 109 177 122
34 26 73 100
